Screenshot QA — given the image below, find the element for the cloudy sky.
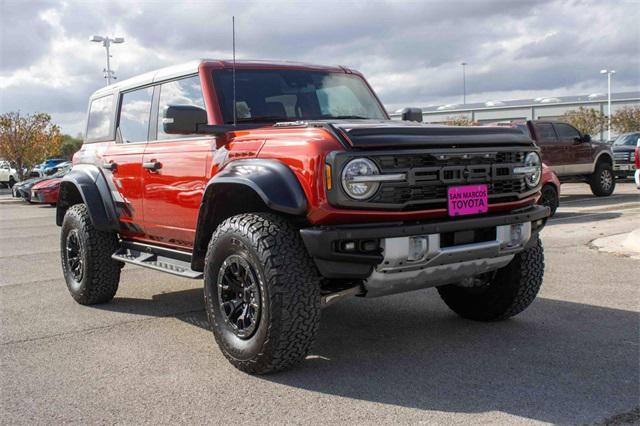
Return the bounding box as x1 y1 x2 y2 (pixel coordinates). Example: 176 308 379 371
1 0 639 135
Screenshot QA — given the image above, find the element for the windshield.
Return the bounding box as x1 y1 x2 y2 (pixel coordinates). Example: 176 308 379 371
613 133 640 146
212 69 387 124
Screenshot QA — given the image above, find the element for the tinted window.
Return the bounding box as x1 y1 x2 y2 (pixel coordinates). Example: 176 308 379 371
119 87 153 143
534 123 557 142
157 76 205 140
86 95 115 141
554 123 580 139
212 69 387 124
613 133 640 146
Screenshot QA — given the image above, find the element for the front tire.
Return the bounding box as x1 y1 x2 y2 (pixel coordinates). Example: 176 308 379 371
437 235 544 321
61 204 121 305
204 213 321 374
589 162 615 196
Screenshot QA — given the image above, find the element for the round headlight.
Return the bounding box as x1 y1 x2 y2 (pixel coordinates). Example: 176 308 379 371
341 158 380 200
524 152 542 187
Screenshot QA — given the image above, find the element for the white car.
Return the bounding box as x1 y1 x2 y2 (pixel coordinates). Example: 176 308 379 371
0 160 18 188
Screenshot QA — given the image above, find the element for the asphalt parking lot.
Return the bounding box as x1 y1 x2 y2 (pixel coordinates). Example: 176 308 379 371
1 183 639 424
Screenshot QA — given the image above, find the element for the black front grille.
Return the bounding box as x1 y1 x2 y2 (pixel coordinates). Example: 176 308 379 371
368 151 528 210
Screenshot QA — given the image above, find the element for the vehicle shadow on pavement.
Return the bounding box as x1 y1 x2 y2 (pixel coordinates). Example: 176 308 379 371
547 211 621 224
267 289 639 424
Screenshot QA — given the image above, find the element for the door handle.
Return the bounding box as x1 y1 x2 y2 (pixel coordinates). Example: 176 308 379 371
143 160 162 171
102 161 117 171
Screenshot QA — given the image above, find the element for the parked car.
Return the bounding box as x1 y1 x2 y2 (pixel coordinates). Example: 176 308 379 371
30 164 71 205
13 164 70 202
0 160 19 188
57 59 549 374
538 164 561 216
495 120 615 197
634 139 640 189
35 158 67 174
611 132 640 179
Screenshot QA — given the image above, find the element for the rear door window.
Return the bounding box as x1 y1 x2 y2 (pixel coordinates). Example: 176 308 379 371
119 87 154 143
86 95 115 142
534 123 558 143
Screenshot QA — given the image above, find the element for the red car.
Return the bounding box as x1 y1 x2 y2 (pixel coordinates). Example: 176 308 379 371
31 177 62 206
56 60 550 374
539 164 561 216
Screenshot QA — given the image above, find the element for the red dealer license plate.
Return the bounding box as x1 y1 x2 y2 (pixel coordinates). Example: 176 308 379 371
448 184 488 217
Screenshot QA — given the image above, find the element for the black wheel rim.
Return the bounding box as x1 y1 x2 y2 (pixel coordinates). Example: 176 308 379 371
65 230 84 282
600 169 613 191
217 255 261 339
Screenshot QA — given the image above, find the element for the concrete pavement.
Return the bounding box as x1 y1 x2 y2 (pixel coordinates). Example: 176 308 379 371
1 183 638 424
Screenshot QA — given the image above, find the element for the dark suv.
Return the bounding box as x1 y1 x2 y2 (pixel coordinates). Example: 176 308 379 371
57 60 549 374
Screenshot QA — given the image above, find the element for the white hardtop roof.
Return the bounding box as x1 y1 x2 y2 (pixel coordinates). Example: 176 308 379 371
90 59 346 99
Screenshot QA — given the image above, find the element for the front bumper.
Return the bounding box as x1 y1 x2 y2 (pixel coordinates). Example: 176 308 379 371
614 163 636 177
300 205 549 297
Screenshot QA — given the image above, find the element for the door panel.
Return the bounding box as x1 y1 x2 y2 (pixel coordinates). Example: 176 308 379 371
141 139 213 248
554 123 593 174
102 143 146 238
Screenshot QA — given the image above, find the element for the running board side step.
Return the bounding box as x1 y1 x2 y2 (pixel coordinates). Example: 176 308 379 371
112 241 203 279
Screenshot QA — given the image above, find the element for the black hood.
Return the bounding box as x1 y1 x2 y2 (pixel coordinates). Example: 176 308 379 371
325 120 534 149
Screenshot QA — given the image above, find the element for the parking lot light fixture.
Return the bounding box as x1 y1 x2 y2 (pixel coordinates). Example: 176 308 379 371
90 35 125 85
600 69 616 141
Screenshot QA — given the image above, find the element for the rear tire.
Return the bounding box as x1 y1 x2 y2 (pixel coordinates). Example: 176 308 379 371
589 162 615 196
437 235 544 321
8 177 15 188
61 204 121 305
204 213 321 374
539 184 559 217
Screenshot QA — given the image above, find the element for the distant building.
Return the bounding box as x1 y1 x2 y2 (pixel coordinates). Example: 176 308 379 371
389 91 640 140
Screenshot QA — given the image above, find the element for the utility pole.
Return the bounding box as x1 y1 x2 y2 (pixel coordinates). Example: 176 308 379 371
90 35 125 85
461 62 468 105
600 69 616 141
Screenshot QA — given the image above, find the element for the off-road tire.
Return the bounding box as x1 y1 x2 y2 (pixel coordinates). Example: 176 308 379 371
589 162 615 196
61 204 121 305
539 184 559 217
437 235 544 321
204 213 321 374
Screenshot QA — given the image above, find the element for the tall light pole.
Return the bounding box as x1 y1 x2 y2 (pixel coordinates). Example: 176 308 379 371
461 62 468 105
600 69 616 141
90 35 125 85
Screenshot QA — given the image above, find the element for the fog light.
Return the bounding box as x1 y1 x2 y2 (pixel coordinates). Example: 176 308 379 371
408 236 428 261
341 241 356 252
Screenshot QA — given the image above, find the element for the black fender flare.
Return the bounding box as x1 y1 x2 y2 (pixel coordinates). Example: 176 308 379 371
205 159 307 215
191 159 308 270
56 164 119 232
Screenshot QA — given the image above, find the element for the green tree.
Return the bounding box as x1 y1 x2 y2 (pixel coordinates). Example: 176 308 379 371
560 107 606 135
0 112 63 180
58 134 83 159
611 106 640 134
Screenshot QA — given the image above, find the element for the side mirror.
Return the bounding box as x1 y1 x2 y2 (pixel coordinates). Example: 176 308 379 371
162 105 208 134
582 134 591 143
400 107 423 123
163 105 237 145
